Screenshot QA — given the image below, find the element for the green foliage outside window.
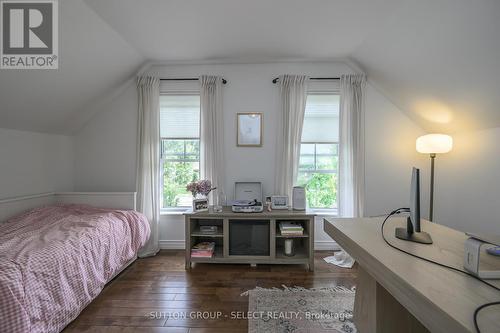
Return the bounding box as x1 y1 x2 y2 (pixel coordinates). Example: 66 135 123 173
297 172 337 209
162 139 200 208
162 161 199 207
297 143 338 209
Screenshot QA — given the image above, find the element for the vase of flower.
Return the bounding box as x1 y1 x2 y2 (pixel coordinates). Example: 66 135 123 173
186 180 216 212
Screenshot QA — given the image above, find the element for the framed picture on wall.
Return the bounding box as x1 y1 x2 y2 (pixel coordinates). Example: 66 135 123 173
237 113 263 147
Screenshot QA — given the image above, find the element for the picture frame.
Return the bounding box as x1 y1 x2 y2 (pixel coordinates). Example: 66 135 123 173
237 113 263 147
193 198 209 212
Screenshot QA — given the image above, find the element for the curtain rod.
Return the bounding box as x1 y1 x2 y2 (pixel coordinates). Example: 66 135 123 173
160 78 227 84
272 77 340 84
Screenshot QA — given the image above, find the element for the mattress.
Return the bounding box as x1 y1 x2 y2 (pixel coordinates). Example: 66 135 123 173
0 204 150 333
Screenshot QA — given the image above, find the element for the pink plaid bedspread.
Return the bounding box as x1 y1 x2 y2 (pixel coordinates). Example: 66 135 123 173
0 204 150 333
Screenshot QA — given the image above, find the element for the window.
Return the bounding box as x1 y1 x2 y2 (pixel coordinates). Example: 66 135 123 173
160 94 200 209
297 94 339 209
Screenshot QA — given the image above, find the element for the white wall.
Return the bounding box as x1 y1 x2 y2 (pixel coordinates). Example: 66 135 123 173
364 84 429 218
74 82 138 192
73 61 428 249
0 128 74 199
434 127 500 234
149 62 353 201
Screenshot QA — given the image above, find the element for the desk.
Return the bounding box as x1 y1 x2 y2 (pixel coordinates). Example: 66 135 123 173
185 207 315 270
324 217 500 333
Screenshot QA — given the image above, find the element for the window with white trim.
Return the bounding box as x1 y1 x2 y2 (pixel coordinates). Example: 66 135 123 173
297 94 340 209
160 94 200 208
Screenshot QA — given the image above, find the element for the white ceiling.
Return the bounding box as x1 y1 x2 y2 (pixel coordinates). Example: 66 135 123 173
1 0 499 134
84 0 400 61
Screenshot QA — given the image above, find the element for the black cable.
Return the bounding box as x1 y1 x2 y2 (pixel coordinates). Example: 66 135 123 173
381 209 500 333
473 301 500 333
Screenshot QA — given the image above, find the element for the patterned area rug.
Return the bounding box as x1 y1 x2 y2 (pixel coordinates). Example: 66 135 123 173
244 285 357 333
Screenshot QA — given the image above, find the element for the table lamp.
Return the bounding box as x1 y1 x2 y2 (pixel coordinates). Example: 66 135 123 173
416 134 453 221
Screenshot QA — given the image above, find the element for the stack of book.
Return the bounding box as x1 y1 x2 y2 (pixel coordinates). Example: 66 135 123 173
191 242 215 258
279 222 304 236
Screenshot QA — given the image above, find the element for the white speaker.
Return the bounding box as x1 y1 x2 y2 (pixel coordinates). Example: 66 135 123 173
292 186 306 210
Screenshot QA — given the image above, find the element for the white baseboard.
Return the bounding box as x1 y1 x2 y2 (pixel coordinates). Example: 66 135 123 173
314 241 341 251
159 240 340 251
159 240 185 249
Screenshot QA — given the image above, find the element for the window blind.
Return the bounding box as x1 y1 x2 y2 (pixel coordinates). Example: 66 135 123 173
160 95 200 138
301 94 340 142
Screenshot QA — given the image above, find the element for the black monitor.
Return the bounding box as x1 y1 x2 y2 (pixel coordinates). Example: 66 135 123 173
395 167 433 244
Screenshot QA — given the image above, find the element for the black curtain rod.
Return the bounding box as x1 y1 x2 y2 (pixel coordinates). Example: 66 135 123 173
160 78 227 84
272 77 340 84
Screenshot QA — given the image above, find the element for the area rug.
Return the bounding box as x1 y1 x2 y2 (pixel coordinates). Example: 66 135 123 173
243 285 357 333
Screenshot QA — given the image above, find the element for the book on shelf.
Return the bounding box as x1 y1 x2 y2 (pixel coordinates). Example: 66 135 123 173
191 242 216 258
280 231 304 236
191 251 214 258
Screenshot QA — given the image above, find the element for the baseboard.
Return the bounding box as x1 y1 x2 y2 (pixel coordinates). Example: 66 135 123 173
314 240 341 251
159 240 340 251
159 240 185 249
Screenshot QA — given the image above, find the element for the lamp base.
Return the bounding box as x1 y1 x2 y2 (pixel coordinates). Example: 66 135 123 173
395 227 433 244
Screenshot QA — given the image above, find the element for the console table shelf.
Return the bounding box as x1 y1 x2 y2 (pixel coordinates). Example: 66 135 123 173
184 207 316 271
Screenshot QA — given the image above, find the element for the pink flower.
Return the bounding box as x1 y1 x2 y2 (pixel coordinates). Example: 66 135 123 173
186 180 217 197
186 182 199 197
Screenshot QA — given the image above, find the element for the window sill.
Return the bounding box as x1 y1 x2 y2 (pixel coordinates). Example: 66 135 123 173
311 208 338 216
160 208 190 216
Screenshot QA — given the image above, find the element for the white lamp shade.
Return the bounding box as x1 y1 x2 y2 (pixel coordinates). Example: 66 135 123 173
416 134 453 154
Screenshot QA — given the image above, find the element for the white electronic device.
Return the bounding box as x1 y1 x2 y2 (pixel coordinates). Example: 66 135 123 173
464 233 500 279
271 195 289 210
292 186 306 210
232 204 264 213
232 182 263 213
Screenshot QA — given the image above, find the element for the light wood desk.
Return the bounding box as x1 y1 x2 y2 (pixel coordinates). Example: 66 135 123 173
324 217 500 333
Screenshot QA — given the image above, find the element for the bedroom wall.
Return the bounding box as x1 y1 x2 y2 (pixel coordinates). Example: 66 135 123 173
433 127 500 234
150 62 354 201
0 128 74 199
74 82 138 192
73 61 427 249
364 84 430 217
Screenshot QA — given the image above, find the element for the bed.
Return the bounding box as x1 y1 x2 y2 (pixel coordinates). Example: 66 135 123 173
0 192 150 333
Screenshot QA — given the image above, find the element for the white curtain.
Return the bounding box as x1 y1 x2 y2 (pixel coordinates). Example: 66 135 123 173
274 75 309 199
200 75 225 200
324 74 366 269
338 74 366 218
136 76 160 258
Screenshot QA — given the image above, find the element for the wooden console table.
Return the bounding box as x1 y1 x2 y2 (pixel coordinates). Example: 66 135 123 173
324 217 500 333
184 207 316 270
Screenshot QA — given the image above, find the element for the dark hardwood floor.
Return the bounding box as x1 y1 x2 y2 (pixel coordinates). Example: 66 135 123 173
64 250 357 333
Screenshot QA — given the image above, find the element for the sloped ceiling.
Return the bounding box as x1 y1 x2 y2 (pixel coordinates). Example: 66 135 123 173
1 0 499 134
84 0 400 61
0 0 144 134
352 0 500 133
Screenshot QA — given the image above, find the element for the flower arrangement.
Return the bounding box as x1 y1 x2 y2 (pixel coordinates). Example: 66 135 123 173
186 179 217 198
